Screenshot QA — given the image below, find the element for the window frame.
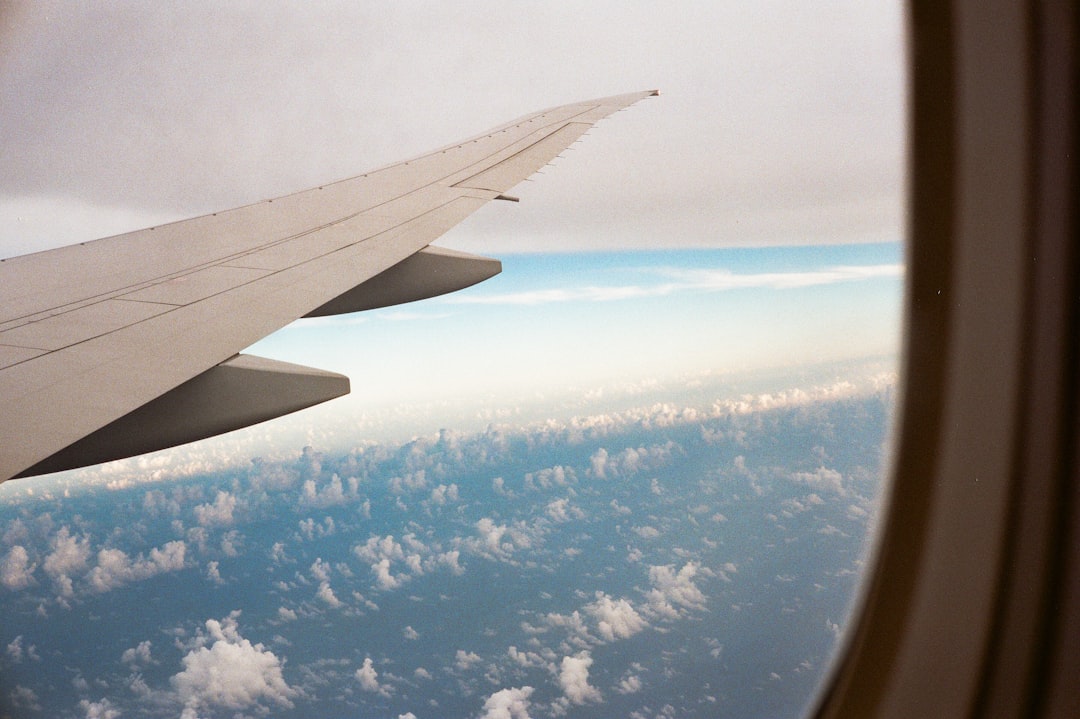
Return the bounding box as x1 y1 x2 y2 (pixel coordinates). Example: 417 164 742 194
812 1 1079 716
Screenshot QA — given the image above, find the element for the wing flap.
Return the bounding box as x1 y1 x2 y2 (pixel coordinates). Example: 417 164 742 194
15 354 349 477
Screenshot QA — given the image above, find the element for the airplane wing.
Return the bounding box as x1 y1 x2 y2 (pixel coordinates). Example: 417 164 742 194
0 90 658 481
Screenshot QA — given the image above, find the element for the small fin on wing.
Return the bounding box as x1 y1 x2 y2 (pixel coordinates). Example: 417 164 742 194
304 245 501 317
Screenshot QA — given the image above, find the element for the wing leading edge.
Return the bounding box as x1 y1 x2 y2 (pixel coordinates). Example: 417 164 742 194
0 90 658 481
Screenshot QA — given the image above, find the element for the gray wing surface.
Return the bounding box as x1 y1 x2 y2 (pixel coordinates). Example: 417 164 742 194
0 90 657 481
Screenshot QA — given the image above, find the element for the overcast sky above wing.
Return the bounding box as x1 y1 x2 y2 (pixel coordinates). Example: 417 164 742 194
0 1 904 256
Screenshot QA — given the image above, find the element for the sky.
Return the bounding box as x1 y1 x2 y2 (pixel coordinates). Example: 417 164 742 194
0 2 905 256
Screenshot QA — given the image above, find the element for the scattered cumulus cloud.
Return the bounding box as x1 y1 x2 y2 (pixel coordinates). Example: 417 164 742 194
545 498 583 523
643 562 707 620
301 473 348 507
86 541 187 593
633 525 661 539
585 592 648 642
194 490 237 527
478 686 534 719
356 657 392 697
171 612 295 717
429 483 459 505
6 635 39 663
9 685 41 712
447 264 902 307
791 466 845 494
558 652 602 705
310 557 332 583
43 527 90 597
121 640 153 666
468 518 534 562
455 649 483 672
1 546 36 590
316 581 343 607
79 698 120 719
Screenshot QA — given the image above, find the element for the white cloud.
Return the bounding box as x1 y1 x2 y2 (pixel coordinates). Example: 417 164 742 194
535 610 594 647
193 490 237 527
277 607 297 622
219 530 241 557
455 649 483 672
478 686 534 719
507 646 550 669
9 685 40 712
310 557 331 583
6 635 38 663
298 516 336 540
87 541 187 593
791 466 845 494
403 626 419 640
316 581 343 607
388 470 428 494
79 698 120 719
1 545 36 590
558 652 602 705
434 550 465 575
354 535 405 564
644 562 707 620
589 448 609 479
5 636 22 662
430 483 459 505
524 465 575 490
356 657 392 697
121 640 153 666
585 593 648 642
171 612 295 716
448 264 903 307
270 542 288 564
371 558 404 590
355 534 433 590
468 518 534 562
301 473 347 507
546 498 583 523
616 674 643 694
43 526 90 597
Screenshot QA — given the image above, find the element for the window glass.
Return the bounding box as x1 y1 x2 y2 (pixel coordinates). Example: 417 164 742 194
0 4 903 717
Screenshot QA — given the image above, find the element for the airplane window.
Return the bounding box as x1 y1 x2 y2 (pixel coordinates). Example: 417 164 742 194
0 4 904 718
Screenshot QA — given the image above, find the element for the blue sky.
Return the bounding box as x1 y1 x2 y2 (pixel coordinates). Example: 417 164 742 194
250 243 903 412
